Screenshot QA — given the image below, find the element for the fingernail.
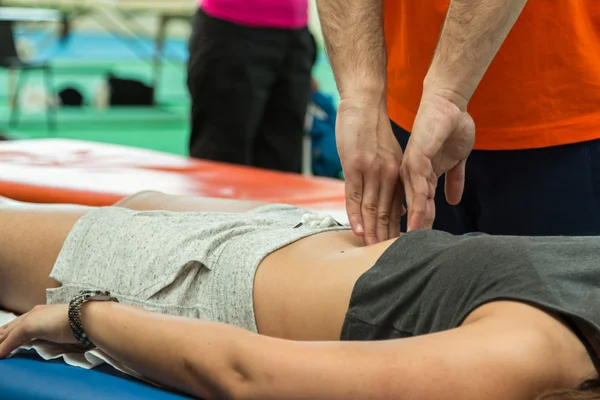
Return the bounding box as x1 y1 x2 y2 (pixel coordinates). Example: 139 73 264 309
407 225 412 232
356 224 364 234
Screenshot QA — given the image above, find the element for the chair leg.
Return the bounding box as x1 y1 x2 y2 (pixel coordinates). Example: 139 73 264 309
43 67 57 135
9 69 27 129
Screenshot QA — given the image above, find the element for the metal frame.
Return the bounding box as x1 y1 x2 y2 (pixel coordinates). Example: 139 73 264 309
2 0 196 91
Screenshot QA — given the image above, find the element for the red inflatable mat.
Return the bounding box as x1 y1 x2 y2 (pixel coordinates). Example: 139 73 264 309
0 139 345 210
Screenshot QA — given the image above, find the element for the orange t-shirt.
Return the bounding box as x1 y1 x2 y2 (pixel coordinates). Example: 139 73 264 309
384 1 600 150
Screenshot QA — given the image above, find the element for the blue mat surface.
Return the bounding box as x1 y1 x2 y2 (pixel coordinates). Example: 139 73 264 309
0 351 194 400
15 30 189 62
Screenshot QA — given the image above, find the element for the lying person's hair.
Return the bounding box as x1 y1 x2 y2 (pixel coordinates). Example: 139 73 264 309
538 380 600 399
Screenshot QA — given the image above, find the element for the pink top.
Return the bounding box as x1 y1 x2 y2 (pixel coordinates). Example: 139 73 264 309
201 0 308 29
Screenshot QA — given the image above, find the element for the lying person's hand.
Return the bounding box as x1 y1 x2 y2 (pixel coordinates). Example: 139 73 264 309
0 304 77 358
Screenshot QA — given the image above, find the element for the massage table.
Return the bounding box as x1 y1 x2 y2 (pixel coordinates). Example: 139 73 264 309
0 138 346 400
0 138 345 211
2 352 193 399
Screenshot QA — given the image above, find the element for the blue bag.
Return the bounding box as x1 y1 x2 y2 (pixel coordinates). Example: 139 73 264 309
307 91 342 179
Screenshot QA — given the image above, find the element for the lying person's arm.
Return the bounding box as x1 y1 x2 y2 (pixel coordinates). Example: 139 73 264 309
0 302 589 400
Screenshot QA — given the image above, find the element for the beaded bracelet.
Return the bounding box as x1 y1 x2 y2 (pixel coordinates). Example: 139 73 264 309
68 290 119 346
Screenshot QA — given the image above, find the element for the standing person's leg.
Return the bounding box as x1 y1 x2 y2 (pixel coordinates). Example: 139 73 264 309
391 121 475 234
473 139 600 236
186 10 277 166
253 28 315 173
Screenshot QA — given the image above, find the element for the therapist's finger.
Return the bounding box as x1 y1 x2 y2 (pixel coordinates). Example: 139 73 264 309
344 169 365 237
361 169 382 245
388 177 406 238
375 165 399 242
422 178 437 230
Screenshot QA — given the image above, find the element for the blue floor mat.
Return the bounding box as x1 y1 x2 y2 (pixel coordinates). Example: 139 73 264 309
0 351 194 400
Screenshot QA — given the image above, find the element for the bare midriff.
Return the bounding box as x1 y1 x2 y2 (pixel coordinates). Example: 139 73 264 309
253 230 397 341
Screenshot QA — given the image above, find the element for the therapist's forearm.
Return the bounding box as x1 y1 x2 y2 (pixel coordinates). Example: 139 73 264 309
316 0 386 101
80 302 259 399
425 0 528 109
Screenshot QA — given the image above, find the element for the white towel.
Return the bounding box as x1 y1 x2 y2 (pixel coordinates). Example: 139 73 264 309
310 209 349 226
0 310 143 380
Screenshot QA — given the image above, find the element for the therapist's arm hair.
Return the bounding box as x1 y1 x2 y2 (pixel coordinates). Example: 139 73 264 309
316 0 386 101
80 301 586 400
424 0 529 109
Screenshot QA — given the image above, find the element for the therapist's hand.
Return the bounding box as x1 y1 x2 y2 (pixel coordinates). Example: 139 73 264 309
401 92 475 231
0 304 77 359
337 99 405 245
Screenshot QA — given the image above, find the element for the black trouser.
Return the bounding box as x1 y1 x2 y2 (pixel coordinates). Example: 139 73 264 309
392 122 600 236
187 10 315 173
